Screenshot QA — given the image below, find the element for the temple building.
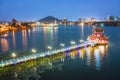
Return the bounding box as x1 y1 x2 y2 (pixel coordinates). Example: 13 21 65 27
87 26 108 44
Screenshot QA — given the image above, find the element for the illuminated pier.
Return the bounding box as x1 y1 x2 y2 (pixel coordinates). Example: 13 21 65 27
0 41 96 68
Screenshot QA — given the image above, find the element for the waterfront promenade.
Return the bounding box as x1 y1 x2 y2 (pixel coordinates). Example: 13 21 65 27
0 41 95 68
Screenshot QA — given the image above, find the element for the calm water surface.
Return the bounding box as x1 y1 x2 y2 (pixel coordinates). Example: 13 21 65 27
0 25 120 80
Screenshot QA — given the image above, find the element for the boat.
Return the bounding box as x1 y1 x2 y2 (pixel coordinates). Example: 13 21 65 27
87 26 109 45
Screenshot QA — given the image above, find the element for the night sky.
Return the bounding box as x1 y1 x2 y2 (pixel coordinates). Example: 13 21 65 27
0 0 120 21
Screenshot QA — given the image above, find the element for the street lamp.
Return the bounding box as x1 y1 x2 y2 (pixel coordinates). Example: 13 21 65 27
70 41 76 45
32 49 37 53
79 39 84 43
47 46 52 50
60 43 65 47
11 53 16 58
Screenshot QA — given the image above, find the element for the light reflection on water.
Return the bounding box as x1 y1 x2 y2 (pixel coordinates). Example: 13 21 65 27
1 26 87 53
0 38 9 52
22 30 27 50
0 26 120 80
12 31 16 49
0 45 108 80
0 26 114 80
0 26 59 53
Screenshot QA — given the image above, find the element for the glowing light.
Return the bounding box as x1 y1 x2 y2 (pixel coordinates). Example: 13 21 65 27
79 22 84 26
32 49 37 53
94 49 101 70
60 43 65 47
11 53 16 58
79 40 84 43
22 30 27 50
47 46 52 50
1 38 9 52
98 46 105 54
36 22 40 26
70 41 76 45
0 40 98 68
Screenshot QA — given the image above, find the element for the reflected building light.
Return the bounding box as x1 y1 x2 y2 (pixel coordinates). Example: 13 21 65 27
65 52 69 58
71 55 75 60
32 27 40 32
28 29 31 37
105 45 108 53
98 45 105 55
43 27 54 45
12 31 16 49
53 27 58 30
81 25 84 39
94 49 101 70
50 27 54 42
22 30 27 50
53 26 58 44
80 49 84 59
86 48 91 66
79 22 85 27
78 49 81 58
70 52 76 60
43 27 47 45
0 38 9 52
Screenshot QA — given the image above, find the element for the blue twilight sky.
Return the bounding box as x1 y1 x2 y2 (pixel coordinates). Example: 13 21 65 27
0 0 120 21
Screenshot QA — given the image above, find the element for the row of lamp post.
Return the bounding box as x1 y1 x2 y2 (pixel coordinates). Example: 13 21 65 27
11 39 84 58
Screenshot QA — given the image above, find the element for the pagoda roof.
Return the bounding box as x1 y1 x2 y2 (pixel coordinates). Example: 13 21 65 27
95 27 104 32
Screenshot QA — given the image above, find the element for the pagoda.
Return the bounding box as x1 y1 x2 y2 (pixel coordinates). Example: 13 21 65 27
87 26 108 45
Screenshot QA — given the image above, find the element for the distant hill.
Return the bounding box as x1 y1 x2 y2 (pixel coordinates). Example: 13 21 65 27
38 16 61 23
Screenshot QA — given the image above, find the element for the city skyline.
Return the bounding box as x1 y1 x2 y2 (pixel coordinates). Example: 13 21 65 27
0 0 120 21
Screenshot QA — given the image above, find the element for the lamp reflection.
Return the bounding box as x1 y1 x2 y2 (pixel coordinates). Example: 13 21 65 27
86 47 91 66
0 38 9 52
81 25 84 39
64 45 108 70
22 30 27 50
28 29 31 37
43 27 48 45
99 46 105 54
43 27 58 47
12 31 16 49
80 48 85 59
94 45 107 70
94 49 101 70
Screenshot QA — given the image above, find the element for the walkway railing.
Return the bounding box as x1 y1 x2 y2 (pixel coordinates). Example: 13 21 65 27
0 41 96 68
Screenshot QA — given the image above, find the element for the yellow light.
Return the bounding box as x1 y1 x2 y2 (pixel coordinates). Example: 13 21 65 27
98 46 105 54
32 49 36 53
11 53 16 57
79 22 84 26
